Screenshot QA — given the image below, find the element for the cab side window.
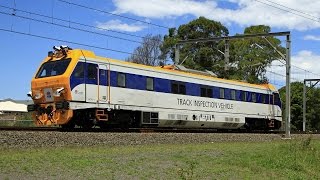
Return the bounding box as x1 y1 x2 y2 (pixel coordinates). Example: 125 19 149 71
74 63 84 78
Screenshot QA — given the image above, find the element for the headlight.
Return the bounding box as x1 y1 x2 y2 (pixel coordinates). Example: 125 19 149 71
34 91 43 99
27 91 32 98
53 87 65 97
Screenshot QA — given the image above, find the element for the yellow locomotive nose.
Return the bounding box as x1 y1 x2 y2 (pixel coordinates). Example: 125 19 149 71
28 45 76 126
31 104 73 126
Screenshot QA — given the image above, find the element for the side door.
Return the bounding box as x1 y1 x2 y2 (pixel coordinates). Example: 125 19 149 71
85 63 98 103
97 63 110 104
268 91 275 119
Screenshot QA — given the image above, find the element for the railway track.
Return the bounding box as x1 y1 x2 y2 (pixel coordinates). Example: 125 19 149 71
0 126 288 134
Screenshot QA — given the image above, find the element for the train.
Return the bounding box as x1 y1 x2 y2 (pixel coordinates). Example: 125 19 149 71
27 46 282 130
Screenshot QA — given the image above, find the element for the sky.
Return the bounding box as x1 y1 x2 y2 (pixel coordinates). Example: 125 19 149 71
1 0 320 100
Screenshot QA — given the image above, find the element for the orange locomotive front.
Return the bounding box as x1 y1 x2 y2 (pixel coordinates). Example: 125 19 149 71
27 46 83 126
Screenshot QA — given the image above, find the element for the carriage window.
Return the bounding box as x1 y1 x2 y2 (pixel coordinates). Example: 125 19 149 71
146 77 154 91
231 90 236 100
200 86 212 98
270 95 274 104
179 84 186 95
261 94 266 103
117 73 126 87
172 83 179 94
171 81 186 95
252 93 256 102
274 93 280 105
241 91 246 101
74 63 84 78
220 88 225 99
88 64 97 79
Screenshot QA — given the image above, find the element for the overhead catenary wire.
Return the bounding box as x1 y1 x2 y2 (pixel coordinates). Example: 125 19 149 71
255 0 320 23
263 0 320 21
57 0 170 29
0 27 160 60
0 4 146 40
0 5 143 44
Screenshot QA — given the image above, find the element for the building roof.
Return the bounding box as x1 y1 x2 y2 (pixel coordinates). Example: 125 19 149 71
0 100 28 112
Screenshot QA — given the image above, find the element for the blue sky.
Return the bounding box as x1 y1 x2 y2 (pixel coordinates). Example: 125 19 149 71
1 0 320 100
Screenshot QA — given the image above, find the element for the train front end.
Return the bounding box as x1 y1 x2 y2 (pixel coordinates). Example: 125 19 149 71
27 46 77 126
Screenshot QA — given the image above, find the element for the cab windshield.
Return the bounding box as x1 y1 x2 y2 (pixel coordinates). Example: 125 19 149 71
36 59 71 78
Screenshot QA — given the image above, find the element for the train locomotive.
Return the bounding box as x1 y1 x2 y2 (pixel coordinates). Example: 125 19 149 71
27 46 282 130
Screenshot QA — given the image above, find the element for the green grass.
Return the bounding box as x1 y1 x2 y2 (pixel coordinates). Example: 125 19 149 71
0 120 35 127
0 137 319 179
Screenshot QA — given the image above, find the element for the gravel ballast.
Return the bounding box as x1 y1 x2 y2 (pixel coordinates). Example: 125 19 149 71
0 131 319 149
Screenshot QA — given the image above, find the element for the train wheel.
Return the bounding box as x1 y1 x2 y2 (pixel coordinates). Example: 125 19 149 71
81 119 94 130
61 119 75 130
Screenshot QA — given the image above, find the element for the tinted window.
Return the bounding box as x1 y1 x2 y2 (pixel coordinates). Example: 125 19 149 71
252 93 256 102
36 59 71 78
231 90 236 100
73 63 84 78
261 94 266 103
220 88 225 99
200 86 212 98
117 73 126 87
207 88 213 98
88 64 97 79
274 93 281 106
200 87 206 97
146 77 154 91
241 91 246 101
171 81 186 95
172 83 179 94
270 95 274 104
179 84 186 94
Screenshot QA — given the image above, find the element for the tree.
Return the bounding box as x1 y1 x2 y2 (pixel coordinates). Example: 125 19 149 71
126 34 163 66
160 16 229 76
279 82 320 131
161 18 285 83
230 25 285 83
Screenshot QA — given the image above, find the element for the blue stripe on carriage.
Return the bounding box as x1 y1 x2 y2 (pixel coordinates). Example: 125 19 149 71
69 62 282 108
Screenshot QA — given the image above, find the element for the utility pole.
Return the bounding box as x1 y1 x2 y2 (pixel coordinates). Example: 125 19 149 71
174 44 180 64
224 39 229 71
285 34 291 138
303 79 320 132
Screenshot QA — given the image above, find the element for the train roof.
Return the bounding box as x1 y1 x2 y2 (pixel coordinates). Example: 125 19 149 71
71 49 277 91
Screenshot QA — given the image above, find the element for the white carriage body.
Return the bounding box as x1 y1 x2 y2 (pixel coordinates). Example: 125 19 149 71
69 56 282 129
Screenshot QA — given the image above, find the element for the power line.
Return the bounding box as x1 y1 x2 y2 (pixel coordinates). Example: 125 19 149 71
0 4 146 39
0 5 143 44
0 27 159 60
291 64 320 77
57 0 170 29
0 27 130 54
255 0 320 23
267 70 301 82
264 0 320 20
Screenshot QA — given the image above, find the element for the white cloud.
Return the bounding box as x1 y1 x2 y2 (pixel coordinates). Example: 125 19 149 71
112 0 320 31
304 35 320 41
267 50 320 84
96 20 146 32
113 0 217 19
